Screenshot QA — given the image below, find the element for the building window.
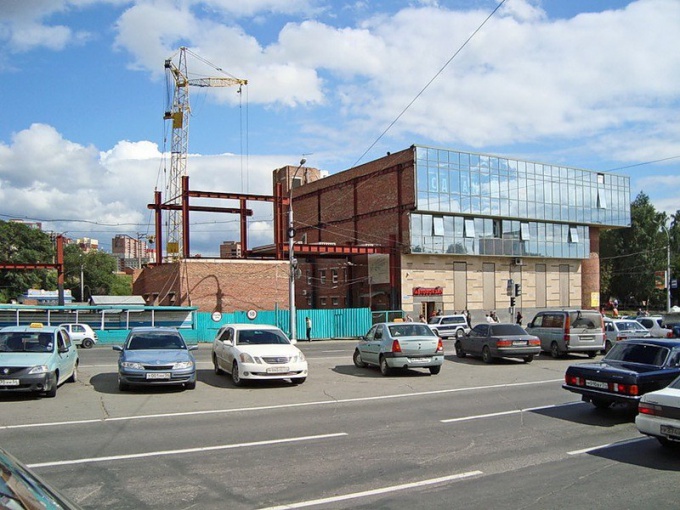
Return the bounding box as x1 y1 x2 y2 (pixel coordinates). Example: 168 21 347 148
332 269 338 284
568 226 579 243
433 216 444 236
520 223 530 240
597 189 607 209
332 297 339 306
319 270 326 284
492 219 502 238
320 297 327 306
306 296 312 306
306 270 312 285
464 218 475 238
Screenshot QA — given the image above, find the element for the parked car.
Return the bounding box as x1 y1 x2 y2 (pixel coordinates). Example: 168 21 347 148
636 375 680 448
455 323 541 363
0 323 79 398
526 309 604 358
60 323 98 348
212 324 308 386
353 322 444 376
603 318 650 353
113 327 197 391
427 314 470 339
636 316 673 338
563 338 680 410
0 446 82 509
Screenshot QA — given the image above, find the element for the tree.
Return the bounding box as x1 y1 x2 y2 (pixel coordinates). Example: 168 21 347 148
63 245 126 300
600 192 669 310
0 221 57 302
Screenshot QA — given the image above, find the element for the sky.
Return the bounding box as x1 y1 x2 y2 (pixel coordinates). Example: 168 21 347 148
0 0 679 257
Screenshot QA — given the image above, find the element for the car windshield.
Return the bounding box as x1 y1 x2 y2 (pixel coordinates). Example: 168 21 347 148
604 342 669 366
126 333 186 350
389 324 434 337
616 321 647 332
489 324 527 336
569 312 601 329
237 329 290 345
0 332 54 353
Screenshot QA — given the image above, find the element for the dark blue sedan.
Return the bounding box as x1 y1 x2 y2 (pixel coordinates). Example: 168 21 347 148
113 327 197 391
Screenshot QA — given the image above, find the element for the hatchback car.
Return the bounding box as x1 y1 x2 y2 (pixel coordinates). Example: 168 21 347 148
0 323 79 397
353 322 444 376
212 324 308 386
455 323 541 363
636 375 680 448
636 316 672 338
603 318 650 353
60 323 98 348
113 327 197 391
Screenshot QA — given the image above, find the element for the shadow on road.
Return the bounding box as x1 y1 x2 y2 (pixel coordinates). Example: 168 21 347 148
332 364 436 378
530 400 635 427
586 436 680 471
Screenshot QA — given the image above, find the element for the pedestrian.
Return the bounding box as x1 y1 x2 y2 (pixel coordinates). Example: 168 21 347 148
486 313 494 324
491 311 499 323
436 309 443 316
465 309 472 328
419 314 426 323
305 316 312 342
516 311 523 326
405 315 413 322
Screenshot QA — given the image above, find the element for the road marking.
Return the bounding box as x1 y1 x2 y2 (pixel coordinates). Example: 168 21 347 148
566 437 646 455
440 401 582 423
258 470 483 510
27 432 348 468
0 379 562 430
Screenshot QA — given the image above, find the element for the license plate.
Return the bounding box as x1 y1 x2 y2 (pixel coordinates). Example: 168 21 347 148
0 379 20 386
267 366 289 374
660 424 680 438
585 380 608 389
409 357 432 363
146 372 171 380
581 336 594 342
512 341 527 346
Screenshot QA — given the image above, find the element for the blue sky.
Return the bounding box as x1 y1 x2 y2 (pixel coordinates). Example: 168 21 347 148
1 0 678 256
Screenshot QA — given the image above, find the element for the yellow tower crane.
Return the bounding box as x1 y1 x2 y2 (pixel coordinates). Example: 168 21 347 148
163 46 247 259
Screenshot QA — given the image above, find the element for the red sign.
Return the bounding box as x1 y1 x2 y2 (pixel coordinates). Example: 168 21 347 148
412 286 443 296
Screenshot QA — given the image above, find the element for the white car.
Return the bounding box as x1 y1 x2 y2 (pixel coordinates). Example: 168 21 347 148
636 316 672 338
636 376 680 448
60 323 98 348
212 324 308 386
603 318 650 353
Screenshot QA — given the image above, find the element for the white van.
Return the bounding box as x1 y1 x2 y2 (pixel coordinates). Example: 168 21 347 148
526 310 604 358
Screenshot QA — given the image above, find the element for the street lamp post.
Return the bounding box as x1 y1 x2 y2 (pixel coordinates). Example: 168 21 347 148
288 158 306 341
663 224 672 313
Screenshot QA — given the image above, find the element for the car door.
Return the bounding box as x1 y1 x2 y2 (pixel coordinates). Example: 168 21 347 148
361 325 382 365
214 327 233 371
466 324 488 356
55 330 77 383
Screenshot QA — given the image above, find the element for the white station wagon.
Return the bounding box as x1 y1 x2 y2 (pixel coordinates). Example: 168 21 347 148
212 324 308 386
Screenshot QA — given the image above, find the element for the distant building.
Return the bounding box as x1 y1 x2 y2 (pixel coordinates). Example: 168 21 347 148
220 241 242 259
77 237 99 253
112 235 155 270
9 219 42 230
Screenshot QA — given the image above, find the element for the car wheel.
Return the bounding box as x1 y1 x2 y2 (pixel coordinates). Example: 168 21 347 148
185 381 196 390
82 338 94 349
68 364 78 383
379 356 392 376
353 349 367 368
455 341 466 358
602 340 613 355
429 366 441 375
455 329 464 339
550 341 562 359
291 377 306 384
587 351 597 358
44 374 58 398
232 361 244 387
482 346 494 364
213 354 223 375
523 355 534 363
591 398 611 409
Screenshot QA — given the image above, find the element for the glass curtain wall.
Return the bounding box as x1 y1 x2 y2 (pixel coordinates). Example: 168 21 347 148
411 146 631 258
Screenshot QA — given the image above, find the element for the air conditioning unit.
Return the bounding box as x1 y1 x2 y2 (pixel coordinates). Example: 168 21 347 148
512 258 525 266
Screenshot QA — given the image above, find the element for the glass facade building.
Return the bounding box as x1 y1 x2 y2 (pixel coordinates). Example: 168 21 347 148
411 146 631 259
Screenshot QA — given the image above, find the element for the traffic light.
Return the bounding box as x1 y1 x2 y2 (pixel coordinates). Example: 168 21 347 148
515 283 522 296
510 297 516 307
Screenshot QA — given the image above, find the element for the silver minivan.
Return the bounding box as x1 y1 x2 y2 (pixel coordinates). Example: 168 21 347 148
526 310 604 358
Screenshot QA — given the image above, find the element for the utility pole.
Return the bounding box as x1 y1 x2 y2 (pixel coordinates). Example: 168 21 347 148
288 158 306 341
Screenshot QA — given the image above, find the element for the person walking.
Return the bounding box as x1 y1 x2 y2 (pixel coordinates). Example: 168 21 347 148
516 311 523 326
305 316 312 342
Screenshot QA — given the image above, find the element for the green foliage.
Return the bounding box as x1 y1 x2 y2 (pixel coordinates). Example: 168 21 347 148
600 192 674 310
0 221 56 302
63 245 124 300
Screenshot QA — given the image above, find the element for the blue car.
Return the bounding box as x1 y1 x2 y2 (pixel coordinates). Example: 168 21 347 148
0 323 79 398
113 327 197 391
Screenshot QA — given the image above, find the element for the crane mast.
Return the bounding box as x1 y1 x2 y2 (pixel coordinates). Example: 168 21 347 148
163 47 247 260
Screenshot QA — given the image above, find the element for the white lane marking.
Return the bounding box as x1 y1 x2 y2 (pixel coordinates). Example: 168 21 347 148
321 350 346 353
27 432 347 469
0 379 562 431
258 470 483 510
567 437 646 455
440 401 582 423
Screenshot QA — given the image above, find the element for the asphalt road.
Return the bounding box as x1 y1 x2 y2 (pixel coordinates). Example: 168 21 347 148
1 340 678 509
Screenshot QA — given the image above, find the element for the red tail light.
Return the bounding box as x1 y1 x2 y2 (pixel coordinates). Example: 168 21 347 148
496 339 513 347
565 374 584 386
391 340 402 353
528 338 540 346
639 402 662 416
564 315 571 344
436 339 444 353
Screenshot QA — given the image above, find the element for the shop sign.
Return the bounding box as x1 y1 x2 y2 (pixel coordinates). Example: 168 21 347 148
412 286 443 296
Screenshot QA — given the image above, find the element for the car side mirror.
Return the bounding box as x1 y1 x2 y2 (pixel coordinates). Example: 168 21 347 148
59 346 69 354
112 345 123 352
526 322 533 328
